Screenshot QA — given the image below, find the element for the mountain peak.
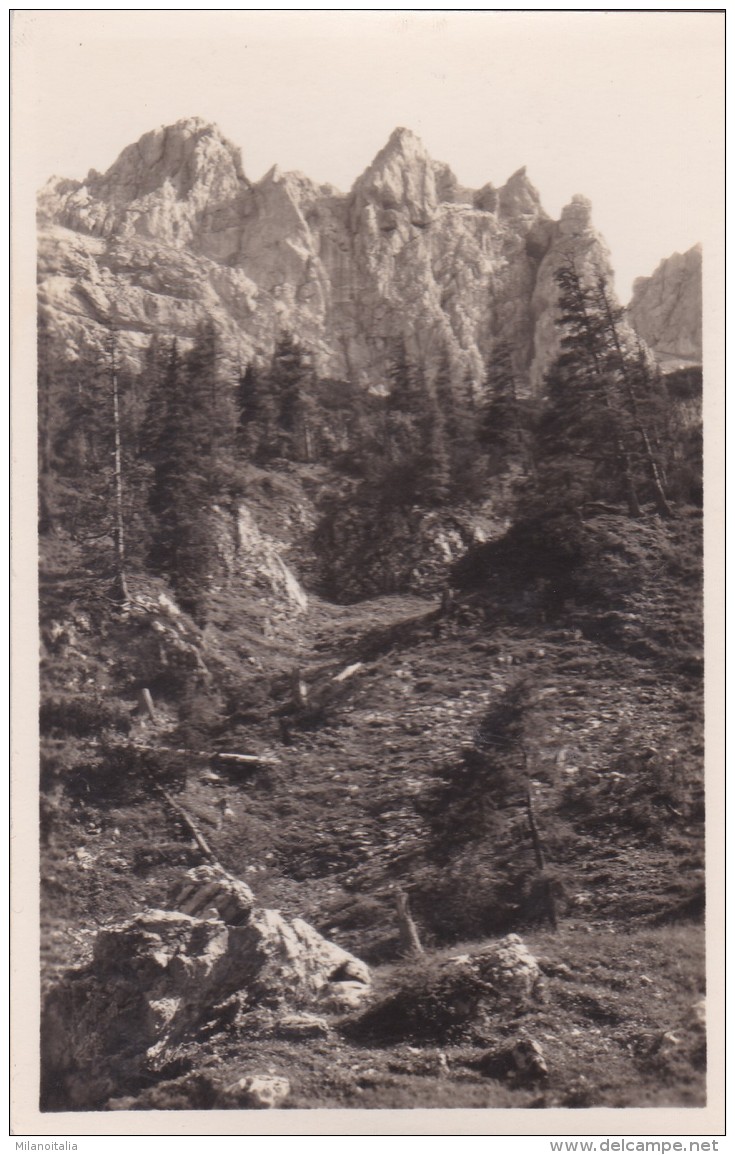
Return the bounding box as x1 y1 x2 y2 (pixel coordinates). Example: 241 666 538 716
559 194 594 236
38 116 634 394
498 167 544 218
361 126 433 177
350 126 455 225
386 126 426 150
167 115 223 138
81 117 249 209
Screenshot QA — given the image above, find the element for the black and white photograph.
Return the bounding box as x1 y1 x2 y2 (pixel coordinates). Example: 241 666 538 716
12 8 724 1135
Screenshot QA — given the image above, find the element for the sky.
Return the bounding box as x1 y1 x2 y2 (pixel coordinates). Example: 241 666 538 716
14 9 723 300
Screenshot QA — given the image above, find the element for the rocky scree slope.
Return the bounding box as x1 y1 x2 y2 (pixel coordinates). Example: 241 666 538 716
39 118 617 389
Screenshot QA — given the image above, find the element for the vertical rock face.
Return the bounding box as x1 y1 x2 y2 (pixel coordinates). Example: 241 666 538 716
38 117 619 387
627 245 703 365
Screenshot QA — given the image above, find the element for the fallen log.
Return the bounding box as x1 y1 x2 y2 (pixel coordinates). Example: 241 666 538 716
154 785 222 867
131 743 279 766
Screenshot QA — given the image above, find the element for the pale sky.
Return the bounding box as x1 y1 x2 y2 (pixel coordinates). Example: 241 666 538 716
14 9 723 299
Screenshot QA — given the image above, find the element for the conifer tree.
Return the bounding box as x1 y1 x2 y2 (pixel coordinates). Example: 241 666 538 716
432 346 458 444
432 345 481 497
236 363 263 455
265 332 316 462
536 261 643 517
384 337 425 469
480 339 526 475
105 329 130 604
418 390 452 506
39 319 152 581
592 276 672 517
38 313 62 535
148 327 227 624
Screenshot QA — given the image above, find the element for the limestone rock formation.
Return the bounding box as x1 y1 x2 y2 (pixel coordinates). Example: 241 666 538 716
38 117 618 391
41 865 370 1110
627 245 702 366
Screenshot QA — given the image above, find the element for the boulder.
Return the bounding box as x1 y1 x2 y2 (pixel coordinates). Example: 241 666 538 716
108 1070 290 1111
170 864 255 924
478 1037 549 1084
217 1075 290 1110
41 866 370 1110
273 1012 330 1040
472 934 544 1008
687 997 706 1028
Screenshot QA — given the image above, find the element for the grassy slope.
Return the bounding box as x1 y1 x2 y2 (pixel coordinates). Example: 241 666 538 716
39 506 706 1109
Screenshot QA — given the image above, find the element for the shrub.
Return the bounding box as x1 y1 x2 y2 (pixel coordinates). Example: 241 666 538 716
62 743 186 806
173 684 227 750
559 746 689 839
424 678 532 848
40 695 132 738
410 852 525 943
345 954 496 1044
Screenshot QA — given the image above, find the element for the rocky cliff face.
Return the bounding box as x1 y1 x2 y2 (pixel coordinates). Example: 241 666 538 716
38 117 618 390
627 245 702 366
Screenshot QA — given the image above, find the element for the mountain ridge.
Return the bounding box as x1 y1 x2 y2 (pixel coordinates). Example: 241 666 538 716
38 118 617 389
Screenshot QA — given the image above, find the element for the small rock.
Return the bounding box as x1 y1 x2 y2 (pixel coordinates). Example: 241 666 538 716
538 959 573 980
690 998 706 1027
218 1075 290 1110
331 957 371 985
274 1013 330 1040
320 980 371 1012
478 1037 548 1084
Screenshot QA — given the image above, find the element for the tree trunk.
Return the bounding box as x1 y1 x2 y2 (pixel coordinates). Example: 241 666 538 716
394 889 424 956
138 688 156 721
596 280 673 518
526 785 558 930
108 334 130 604
290 666 309 709
621 466 643 519
525 785 546 871
156 786 221 866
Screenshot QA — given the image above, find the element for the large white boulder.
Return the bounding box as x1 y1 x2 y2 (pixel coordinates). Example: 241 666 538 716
41 865 370 1110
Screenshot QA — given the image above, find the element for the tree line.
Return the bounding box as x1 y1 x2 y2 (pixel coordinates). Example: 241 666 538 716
38 263 698 621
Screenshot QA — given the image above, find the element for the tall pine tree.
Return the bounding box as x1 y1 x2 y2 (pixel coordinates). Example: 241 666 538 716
536 262 643 517
480 339 526 475
148 323 235 624
592 276 672 517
